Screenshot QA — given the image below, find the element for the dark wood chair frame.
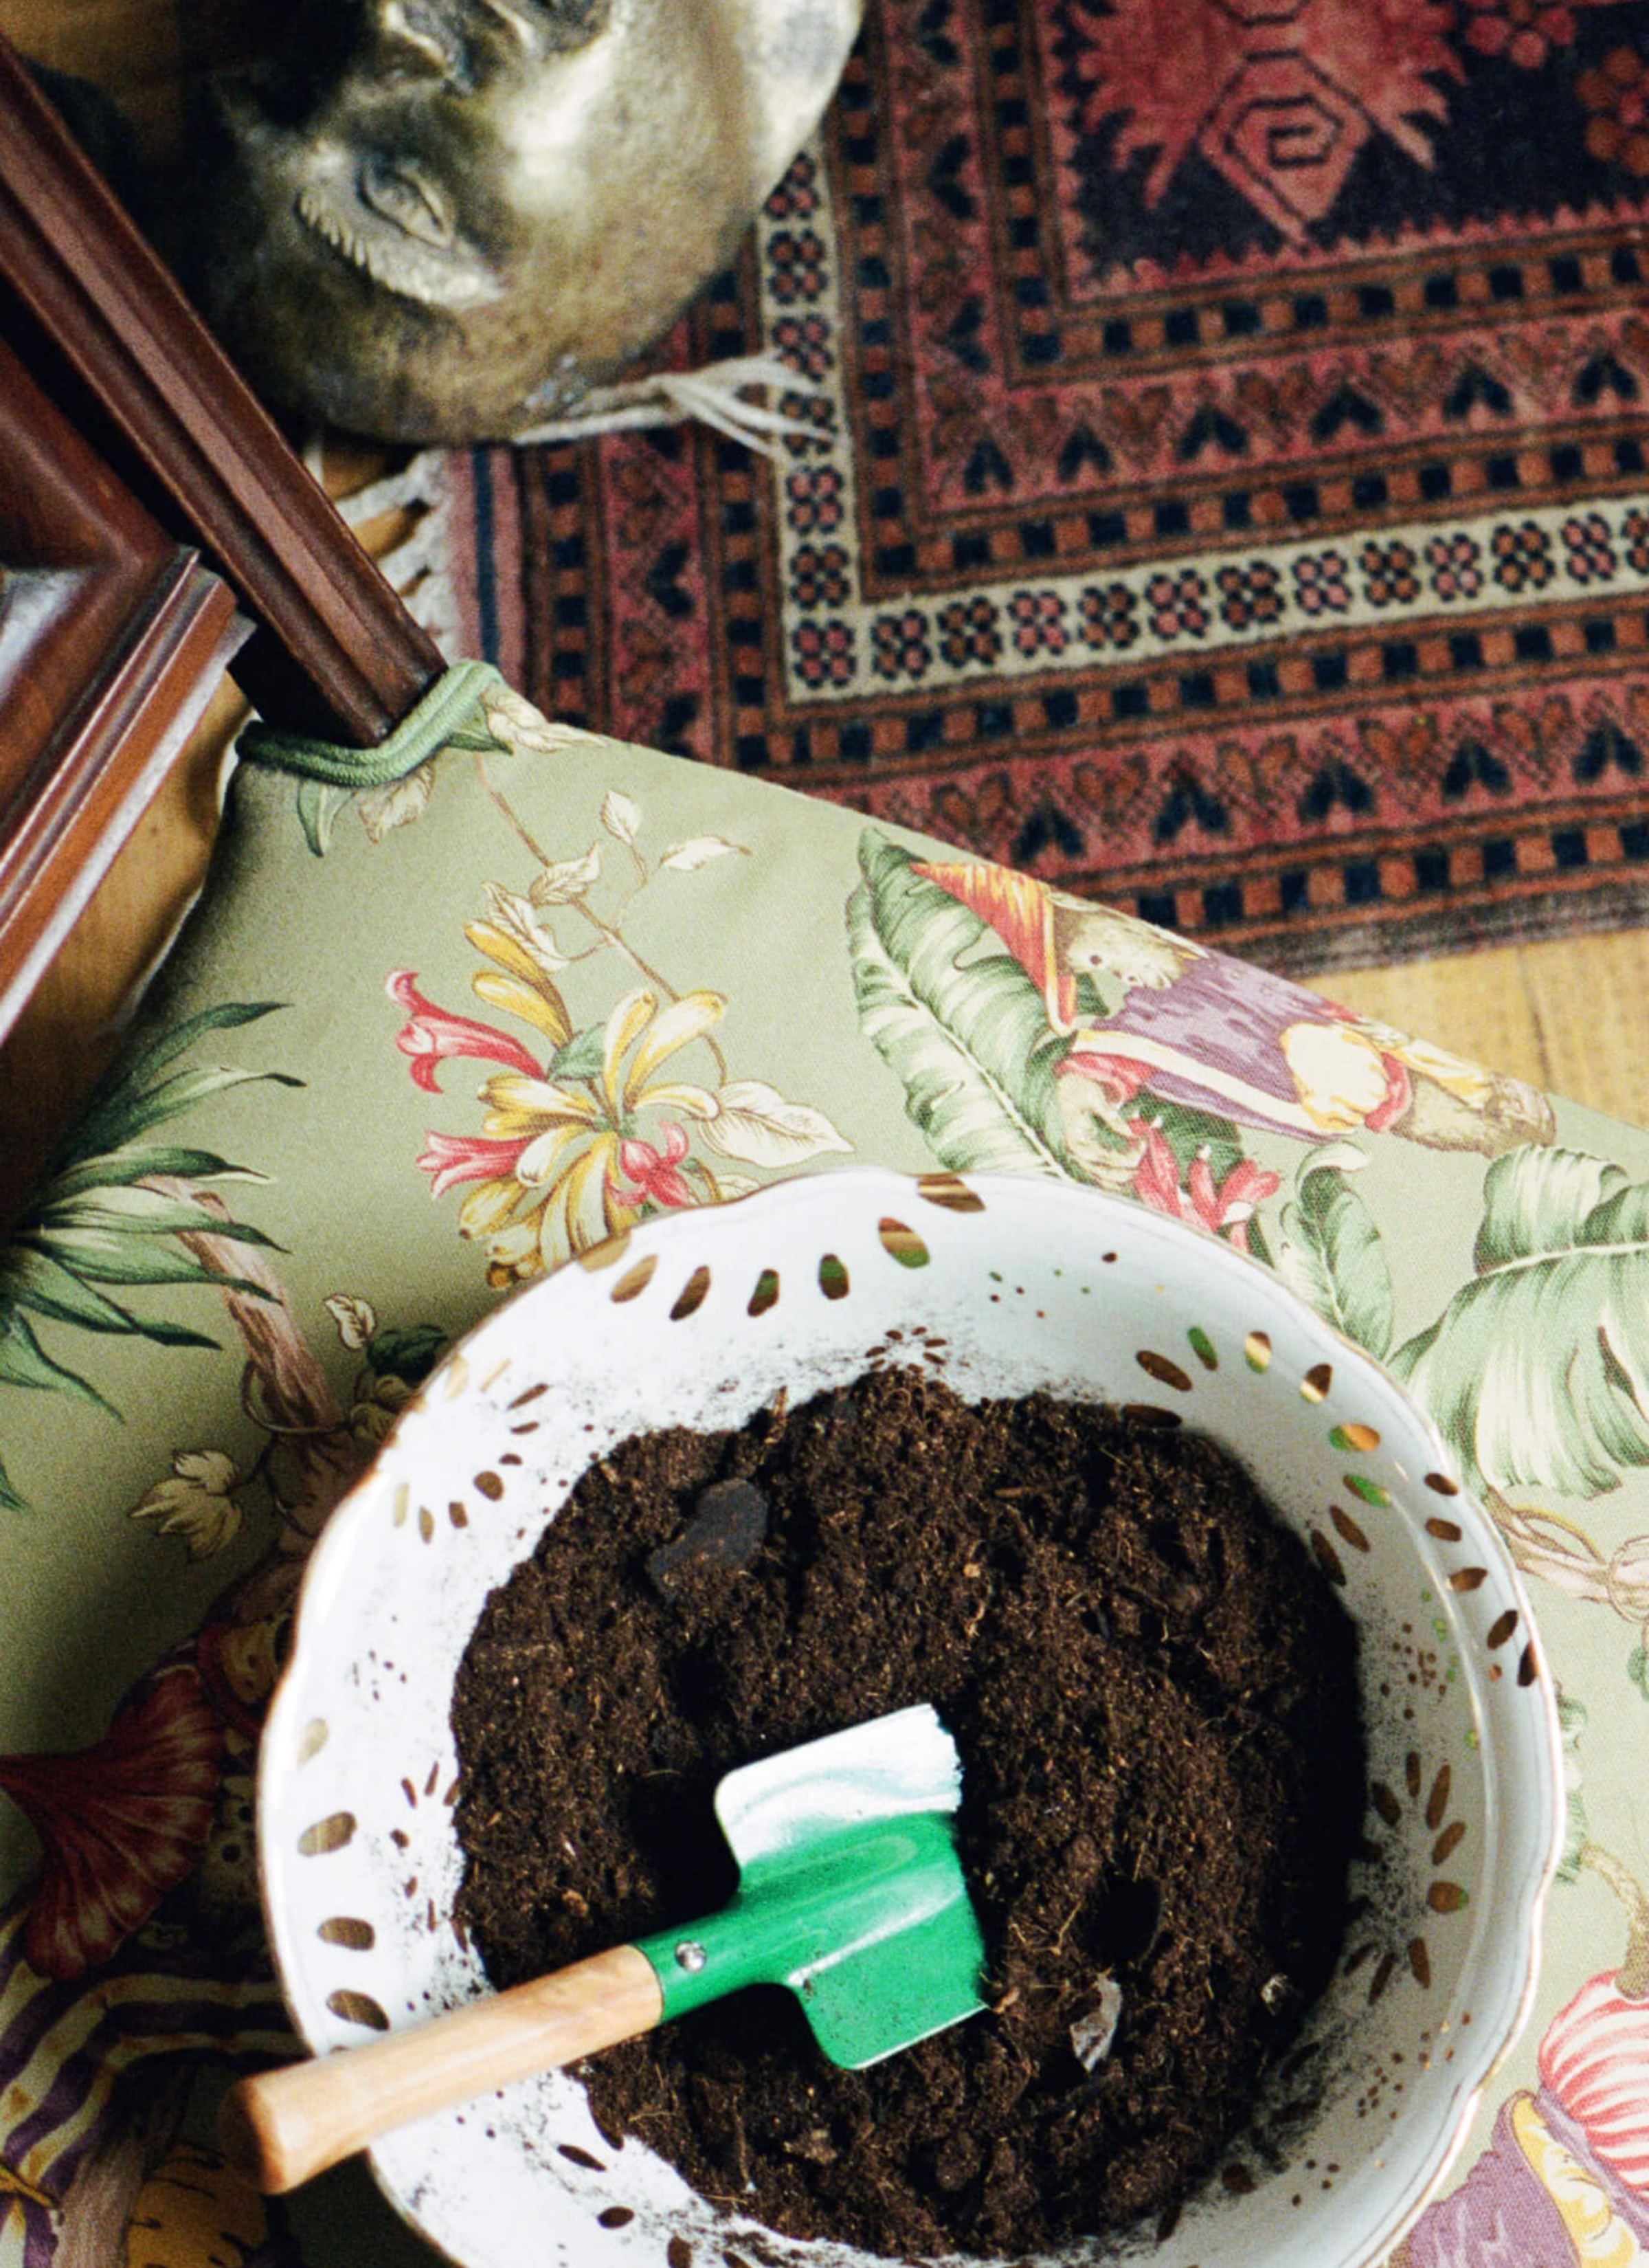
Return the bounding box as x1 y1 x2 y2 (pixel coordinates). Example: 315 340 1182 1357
0 328 241 1028
0 33 444 1039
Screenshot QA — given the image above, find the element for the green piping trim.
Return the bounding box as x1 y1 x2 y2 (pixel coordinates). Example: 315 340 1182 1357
236 660 504 785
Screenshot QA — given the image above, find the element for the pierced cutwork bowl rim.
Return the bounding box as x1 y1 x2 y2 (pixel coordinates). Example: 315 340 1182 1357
259 1167 1564 2268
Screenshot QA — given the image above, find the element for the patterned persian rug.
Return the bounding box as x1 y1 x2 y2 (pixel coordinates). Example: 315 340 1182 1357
440 0 1649 975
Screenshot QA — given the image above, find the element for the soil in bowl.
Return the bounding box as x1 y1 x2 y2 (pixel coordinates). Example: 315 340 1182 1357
451 1368 1366 2258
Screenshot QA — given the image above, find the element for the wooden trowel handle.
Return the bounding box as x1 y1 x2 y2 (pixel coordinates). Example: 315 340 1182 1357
218 1942 664 2193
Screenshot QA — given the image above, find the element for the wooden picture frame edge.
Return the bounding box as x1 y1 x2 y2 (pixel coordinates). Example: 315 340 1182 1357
0 324 247 1041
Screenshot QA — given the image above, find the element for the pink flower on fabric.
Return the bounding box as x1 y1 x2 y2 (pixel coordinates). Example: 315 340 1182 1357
612 1124 694 1209
1129 1124 1279 1252
1190 1154 1279 1247
1058 1049 1151 1109
1132 1122 1184 1215
414 1128 535 1199
388 970 539 1094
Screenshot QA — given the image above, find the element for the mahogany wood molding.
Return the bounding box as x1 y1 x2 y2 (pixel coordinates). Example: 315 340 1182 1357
0 31 443 747
0 328 244 1039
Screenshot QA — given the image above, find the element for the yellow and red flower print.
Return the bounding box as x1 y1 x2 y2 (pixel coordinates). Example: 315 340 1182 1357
392 965 727 1281
390 969 545 1093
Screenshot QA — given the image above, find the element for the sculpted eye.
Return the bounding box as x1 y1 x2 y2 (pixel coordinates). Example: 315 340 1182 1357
358 155 454 248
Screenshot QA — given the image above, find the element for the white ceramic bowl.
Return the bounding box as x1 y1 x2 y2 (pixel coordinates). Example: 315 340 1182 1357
259 1169 1563 2268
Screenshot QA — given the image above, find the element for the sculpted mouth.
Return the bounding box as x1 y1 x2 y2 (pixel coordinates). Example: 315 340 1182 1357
293 164 503 311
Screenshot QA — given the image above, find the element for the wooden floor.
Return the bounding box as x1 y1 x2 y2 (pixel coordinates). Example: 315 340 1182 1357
4 0 1648 1219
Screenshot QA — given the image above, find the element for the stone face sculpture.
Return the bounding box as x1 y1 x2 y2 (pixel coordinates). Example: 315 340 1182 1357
170 0 862 442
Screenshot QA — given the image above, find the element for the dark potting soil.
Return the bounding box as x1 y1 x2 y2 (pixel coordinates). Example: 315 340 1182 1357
451 1370 1365 2258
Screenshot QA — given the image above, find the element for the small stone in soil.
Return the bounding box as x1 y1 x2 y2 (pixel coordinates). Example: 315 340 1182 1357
1070 1975 1125 2071
646 1479 769 1593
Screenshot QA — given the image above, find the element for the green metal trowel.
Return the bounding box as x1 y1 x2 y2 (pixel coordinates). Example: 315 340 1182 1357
223 1704 988 2192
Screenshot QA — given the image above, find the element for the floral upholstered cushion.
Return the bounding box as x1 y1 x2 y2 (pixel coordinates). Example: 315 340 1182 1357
0 666 1644 2265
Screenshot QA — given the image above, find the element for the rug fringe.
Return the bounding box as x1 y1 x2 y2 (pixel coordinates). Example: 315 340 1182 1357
511 355 824 457
330 449 449 531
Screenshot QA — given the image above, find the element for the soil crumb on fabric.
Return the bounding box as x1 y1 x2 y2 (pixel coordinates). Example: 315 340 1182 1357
451 1369 1365 2257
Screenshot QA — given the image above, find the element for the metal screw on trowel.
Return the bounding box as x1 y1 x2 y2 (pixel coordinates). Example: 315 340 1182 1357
675 1940 708 1972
